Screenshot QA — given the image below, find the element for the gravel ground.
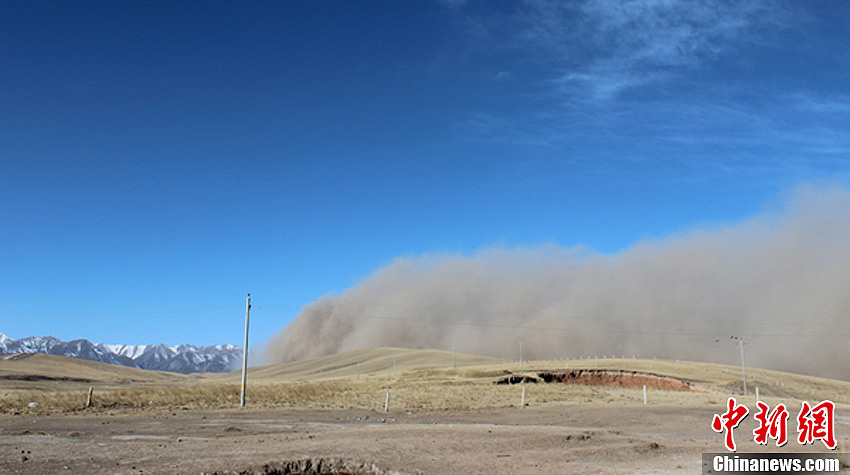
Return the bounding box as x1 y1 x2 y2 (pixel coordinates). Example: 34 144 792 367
8 403 842 474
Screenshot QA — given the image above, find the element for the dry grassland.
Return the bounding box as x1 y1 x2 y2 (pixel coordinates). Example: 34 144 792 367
3 348 850 416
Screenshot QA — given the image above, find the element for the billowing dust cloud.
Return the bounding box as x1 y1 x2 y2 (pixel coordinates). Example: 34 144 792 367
268 184 850 379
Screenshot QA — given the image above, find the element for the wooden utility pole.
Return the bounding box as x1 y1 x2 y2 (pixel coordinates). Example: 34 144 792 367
519 338 523 375
240 293 251 407
739 338 747 396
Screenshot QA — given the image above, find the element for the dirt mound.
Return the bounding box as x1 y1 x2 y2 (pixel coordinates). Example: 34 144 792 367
494 375 539 385
536 370 692 392
210 457 393 474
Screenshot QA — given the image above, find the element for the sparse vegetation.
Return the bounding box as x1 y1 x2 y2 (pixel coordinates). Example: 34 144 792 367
3 349 850 416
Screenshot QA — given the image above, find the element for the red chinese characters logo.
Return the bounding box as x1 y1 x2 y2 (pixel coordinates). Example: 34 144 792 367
753 401 789 446
797 400 836 449
712 397 749 451
713 398 837 451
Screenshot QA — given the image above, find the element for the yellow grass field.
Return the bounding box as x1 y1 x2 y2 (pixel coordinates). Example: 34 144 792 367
3 348 849 415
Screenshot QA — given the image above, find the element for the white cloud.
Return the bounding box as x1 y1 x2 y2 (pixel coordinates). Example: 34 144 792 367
518 0 787 100
789 92 850 114
446 1 786 102
446 1 850 182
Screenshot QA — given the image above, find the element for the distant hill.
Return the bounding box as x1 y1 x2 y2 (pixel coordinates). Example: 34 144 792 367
208 348 850 405
0 353 188 390
211 347 506 382
0 333 241 373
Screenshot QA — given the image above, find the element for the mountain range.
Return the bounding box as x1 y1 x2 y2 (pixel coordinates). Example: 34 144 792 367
0 333 241 373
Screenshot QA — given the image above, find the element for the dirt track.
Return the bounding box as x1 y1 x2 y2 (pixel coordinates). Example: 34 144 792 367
4 403 847 474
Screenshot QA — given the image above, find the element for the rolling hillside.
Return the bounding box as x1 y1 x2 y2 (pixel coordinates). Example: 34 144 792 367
0 353 189 390
3 348 850 415
211 347 506 383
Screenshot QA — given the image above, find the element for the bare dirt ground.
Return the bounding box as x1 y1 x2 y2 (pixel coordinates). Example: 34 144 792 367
4 352 850 474
3 403 849 474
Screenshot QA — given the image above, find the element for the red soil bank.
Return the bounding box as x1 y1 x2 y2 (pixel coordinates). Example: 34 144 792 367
537 370 692 392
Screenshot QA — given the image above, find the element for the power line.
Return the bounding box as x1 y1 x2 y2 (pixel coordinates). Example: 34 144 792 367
7 294 238 306
14 305 242 320
251 298 841 328
251 305 848 339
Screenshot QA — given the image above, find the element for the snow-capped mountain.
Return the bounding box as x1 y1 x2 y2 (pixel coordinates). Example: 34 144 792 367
0 333 241 373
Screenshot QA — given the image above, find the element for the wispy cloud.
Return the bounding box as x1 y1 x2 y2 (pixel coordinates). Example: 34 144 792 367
517 0 787 100
446 2 850 182
448 0 791 132
789 92 850 115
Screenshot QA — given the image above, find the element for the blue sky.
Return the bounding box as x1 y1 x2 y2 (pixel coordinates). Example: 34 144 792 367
2 0 849 348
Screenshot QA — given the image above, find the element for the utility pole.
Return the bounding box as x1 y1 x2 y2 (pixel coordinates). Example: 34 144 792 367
519 338 523 376
738 338 747 397
240 293 251 407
